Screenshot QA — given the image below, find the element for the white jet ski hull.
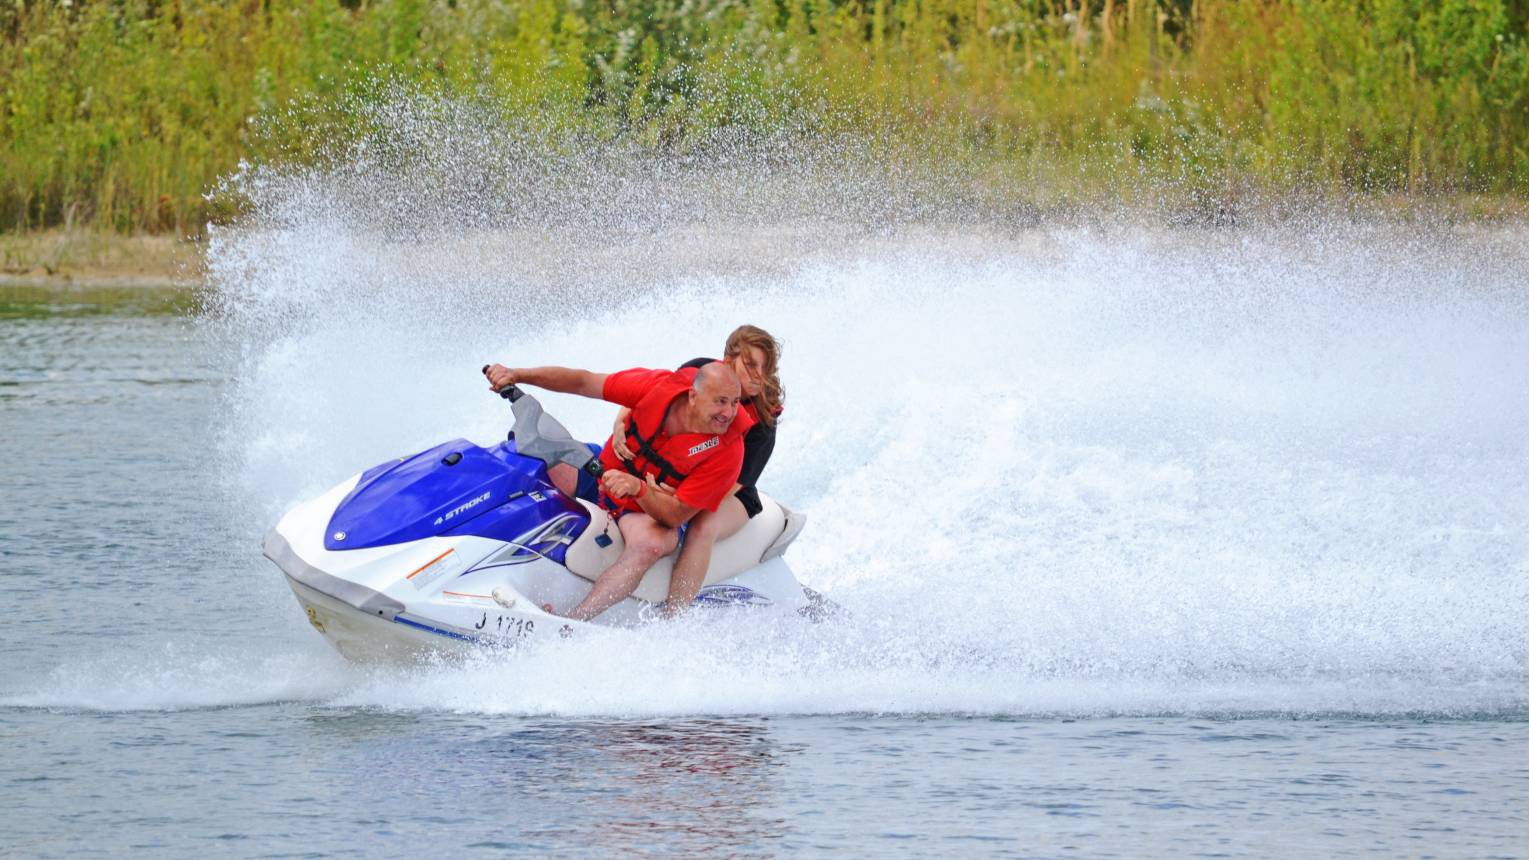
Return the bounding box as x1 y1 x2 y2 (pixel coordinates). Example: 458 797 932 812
264 451 819 662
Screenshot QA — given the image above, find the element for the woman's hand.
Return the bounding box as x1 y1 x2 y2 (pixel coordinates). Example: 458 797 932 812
645 474 677 498
610 407 635 460
601 470 643 499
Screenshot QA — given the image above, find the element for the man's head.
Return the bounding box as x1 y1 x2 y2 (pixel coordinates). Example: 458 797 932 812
687 362 742 435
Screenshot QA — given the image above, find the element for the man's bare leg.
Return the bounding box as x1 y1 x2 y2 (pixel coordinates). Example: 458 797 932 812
548 464 579 498
661 495 750 618
561 513 679 622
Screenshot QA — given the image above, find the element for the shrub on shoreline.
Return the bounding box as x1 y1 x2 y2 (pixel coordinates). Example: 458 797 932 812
3 0 1526 234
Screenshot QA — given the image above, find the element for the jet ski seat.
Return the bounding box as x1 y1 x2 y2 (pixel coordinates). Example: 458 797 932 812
562 491 806 604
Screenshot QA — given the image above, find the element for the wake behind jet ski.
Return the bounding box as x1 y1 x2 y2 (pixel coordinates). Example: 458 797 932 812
263 380 824 661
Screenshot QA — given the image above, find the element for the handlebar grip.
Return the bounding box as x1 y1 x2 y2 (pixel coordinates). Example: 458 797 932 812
482 365 521 401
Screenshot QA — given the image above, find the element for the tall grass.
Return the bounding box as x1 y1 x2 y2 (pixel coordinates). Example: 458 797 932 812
3 0 1527 233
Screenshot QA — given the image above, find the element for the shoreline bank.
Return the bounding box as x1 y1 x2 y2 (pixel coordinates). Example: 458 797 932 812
0 231 202 288
5 195 1528 291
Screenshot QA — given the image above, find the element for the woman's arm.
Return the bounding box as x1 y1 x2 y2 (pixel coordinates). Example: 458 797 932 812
601 472 698 529
735 422 776 487
610 406 635 460
635 475 699 529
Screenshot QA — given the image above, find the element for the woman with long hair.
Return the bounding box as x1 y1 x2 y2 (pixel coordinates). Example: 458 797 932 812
609 324 785 616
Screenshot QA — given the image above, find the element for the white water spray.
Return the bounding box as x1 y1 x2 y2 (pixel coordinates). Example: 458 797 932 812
38 95 1529 718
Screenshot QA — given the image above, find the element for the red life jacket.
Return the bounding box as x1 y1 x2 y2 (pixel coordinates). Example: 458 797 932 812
598 367 753 513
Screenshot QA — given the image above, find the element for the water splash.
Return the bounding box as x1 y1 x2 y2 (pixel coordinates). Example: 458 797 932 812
70 92 1526 717
3 640 352 712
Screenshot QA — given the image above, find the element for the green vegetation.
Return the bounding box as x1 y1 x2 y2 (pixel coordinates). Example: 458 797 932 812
3 0 1528 234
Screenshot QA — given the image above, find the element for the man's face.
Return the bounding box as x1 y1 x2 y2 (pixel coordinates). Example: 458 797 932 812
692 373 741 434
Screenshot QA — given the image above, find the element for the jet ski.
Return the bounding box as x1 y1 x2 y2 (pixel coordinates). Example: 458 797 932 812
263 381 823 661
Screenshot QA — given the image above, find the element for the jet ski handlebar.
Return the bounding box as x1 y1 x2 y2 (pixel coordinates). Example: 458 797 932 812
481 364 603 480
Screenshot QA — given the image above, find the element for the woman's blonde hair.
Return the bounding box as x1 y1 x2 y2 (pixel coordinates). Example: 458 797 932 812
724 324 784 427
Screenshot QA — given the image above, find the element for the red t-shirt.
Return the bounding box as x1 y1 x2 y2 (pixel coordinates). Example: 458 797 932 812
599 367 753 514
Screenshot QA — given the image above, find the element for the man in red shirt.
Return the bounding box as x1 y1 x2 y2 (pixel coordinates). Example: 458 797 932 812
483 360 750 621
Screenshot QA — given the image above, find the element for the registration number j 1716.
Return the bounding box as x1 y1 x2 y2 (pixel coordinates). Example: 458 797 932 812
475 613 535 638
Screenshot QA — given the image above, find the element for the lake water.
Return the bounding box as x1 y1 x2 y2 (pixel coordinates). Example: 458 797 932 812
4 213 1529 858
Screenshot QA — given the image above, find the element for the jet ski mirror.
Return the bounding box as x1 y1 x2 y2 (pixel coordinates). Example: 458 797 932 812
482 366 604 482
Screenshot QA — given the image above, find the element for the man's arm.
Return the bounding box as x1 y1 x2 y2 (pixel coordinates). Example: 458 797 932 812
484 363 606 399
601 472 698 529
635 477 699 530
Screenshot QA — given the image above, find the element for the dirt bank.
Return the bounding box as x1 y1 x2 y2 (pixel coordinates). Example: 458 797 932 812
0 230 201 288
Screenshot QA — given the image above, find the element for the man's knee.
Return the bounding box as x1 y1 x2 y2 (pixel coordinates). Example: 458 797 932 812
623 521 678 560
636 530 679 559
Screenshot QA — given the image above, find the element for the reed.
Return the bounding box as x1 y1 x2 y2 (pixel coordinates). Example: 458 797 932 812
3 0 1526 233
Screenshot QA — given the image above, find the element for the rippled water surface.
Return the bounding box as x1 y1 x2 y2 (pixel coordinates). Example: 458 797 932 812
4 210 1529 857
8 708 1529 858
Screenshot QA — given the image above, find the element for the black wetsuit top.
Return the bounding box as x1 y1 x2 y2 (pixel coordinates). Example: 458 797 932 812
682 357 775 517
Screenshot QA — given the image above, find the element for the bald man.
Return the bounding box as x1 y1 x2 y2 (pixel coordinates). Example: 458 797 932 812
483 361 754 621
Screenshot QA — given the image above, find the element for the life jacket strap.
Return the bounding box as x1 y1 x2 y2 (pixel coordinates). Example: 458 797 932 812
622 398 689 488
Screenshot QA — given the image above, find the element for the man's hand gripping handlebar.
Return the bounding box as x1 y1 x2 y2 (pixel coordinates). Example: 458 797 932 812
482 364 522 401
